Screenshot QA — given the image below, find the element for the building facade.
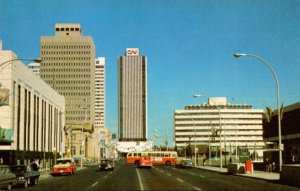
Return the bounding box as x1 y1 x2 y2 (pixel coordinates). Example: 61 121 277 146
118 48 147 142
40 23 95 159
0 41 65 167
174 97 265 159
263 102 300 164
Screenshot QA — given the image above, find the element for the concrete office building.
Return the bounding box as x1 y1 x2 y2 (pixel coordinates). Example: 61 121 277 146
174 97 265 158
40 23 95 159
118 48 147 142
0 40 65 166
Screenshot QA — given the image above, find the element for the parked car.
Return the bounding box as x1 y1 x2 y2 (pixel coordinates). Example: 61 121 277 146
52 158 77 176
10 164 40 188
0 165 16 191
99 159 114 171
138 156 153 168
175 158 193 168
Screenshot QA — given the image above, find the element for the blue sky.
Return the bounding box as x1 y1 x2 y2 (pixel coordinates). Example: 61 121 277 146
1 0 300 147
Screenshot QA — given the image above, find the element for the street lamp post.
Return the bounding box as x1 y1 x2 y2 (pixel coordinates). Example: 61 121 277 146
0 58 42 68
233 53 282 172
193 94 223 172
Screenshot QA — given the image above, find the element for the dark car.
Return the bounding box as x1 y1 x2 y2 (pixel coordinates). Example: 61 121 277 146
10 164 40 188
175 158 193 168
0 165 16 191
99 159 114 171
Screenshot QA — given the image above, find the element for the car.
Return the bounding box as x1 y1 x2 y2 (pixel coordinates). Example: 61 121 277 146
52 158 77 176
0 165 16 191
138 156 153 168
99 159 114 171
9 164 40 188
175 158 193 168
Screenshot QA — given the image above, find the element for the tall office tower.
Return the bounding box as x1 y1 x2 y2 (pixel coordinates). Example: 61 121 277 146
40 23 95 158
118 48 147 142
95 57 105 129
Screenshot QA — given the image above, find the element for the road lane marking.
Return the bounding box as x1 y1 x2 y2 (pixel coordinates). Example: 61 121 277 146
103 172 113 179
167 173 171 176
194 187 202 190
136 168 144 191
91 182 98 187
189 172 196 176
176 178 184 182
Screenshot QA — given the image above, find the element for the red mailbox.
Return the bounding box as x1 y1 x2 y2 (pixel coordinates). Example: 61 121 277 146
245 160 253 174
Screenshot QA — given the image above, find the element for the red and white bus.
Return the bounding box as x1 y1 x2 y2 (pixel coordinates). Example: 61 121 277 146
126 151 178 166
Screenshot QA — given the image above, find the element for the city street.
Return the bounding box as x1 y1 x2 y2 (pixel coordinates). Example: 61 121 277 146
14 161 299 191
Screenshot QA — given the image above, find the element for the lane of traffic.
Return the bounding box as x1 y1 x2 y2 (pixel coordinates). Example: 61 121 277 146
138 166 198 190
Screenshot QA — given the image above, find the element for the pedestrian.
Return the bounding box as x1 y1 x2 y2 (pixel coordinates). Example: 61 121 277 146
203 157 206 166
265 157 272 172
272 162 276 172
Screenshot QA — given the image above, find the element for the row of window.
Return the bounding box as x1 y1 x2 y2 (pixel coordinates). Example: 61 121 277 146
41 62 91 66
41 68 90 72
66 117 90 121
41 51 90 55
45 80 91 84
41 45 90 49
62 92 90 96
42 74 91 78
175 123 261 127
42 56 91 61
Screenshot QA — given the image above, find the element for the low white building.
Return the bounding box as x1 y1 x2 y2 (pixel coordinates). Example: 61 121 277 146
0 40 65 166
174 97 265 159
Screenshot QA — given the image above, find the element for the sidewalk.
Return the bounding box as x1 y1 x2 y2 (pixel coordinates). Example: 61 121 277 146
195 165 279 181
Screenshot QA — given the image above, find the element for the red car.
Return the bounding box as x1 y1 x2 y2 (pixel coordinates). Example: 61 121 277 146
52 158 77 176
138 156 153 168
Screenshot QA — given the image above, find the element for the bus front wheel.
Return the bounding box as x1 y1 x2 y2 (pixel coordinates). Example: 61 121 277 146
165 161 171 166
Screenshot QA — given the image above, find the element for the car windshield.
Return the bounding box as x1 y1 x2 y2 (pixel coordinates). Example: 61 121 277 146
57 160 72 164
10 166 26 174
100 160 110 164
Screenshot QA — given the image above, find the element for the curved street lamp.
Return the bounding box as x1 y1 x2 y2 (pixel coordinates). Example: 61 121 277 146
233 53 282 172
193 94 223 172
0 58 42 67
0 58 42 73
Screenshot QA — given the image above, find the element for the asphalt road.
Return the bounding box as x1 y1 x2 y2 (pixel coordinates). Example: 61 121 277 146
14 161 299 191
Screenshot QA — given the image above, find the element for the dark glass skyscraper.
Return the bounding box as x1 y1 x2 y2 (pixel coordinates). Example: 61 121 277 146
118 48 147 141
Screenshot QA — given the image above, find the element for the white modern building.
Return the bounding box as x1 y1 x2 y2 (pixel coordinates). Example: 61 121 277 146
174 97 265 158
92 57 112 160
95 57 105 129
28 62 40 76
0 40 65 166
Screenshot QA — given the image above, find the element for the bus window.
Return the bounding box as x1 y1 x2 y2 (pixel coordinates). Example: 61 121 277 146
128 153 132 157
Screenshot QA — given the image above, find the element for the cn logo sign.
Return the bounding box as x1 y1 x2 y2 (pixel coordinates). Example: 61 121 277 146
126 48 139 56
